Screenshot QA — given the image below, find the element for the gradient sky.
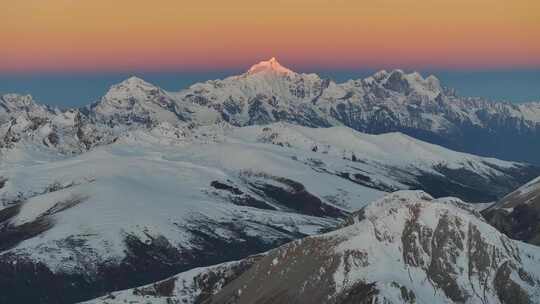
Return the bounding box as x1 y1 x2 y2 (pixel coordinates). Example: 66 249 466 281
1 0 539 106
2 0 539 72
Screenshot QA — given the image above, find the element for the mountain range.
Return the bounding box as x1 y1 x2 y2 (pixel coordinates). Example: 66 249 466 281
85 191 540 304
1 58 540 303
2 57 540 164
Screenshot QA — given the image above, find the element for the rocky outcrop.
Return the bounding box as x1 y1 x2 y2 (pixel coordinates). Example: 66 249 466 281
484 176 540 245
85 191 540 304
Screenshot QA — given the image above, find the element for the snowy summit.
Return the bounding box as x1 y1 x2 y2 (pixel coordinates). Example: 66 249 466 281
246 57 295 75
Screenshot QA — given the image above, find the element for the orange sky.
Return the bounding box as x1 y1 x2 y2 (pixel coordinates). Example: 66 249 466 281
1 0 539 72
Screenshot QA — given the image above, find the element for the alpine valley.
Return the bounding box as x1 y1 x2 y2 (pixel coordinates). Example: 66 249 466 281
1 58 539 303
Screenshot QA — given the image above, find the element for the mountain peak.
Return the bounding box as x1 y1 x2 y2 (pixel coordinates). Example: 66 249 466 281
0 93 42 112
101 76 161 103
117 76 154 88
108 76 157 92
246 57 295 75
374 69 442 97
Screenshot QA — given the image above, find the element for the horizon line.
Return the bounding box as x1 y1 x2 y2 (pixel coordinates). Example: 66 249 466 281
2 65 540 76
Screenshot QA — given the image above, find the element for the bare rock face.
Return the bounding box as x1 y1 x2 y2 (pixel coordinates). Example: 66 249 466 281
85 191 540 304
383 70 411 94
204 191 540 304
484 176 540 245
82 254 264 304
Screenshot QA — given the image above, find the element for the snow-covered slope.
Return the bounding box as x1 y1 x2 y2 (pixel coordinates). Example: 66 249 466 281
2 58 540 164
173 58 540 164
492 176 540 210
226 123 539 203
0 123 537 303
1 59 540 303
484 176 540 245
84 191 540 304
0 130 349 303
81 255 264 304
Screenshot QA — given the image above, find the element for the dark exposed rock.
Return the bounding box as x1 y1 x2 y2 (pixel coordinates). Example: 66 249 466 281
132 276 177 297
467 224 493 292
45 131 60 147
201 236 345 304
427 213 468 302
210 181 244 195
335 282 379 304
0 255 95 304
0 203 19 224
494 261 534 304
230 195 276 210
247 97 273 125
383 70 411 94
484 205 540 245
484 176 540 245
406 163 540 203
401 204 433 268
336 171 397 193
0 217 54 252
0 219 296 304
208 180 276 210
0 195 87 252
391 282 416 304
245 174 347 218
194 255 262 304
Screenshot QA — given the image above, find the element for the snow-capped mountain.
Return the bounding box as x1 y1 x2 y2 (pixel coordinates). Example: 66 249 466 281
84 191 540 304
484 176 540 245
89 76 219 127
174 58 540 164
0 93 51 120
91 76 183 125
0 94 115 159
1 59 540 303
1 122 537 303
2 57 540 164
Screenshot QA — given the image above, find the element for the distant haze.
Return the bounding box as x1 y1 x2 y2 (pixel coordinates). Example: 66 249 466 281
0 69 539 108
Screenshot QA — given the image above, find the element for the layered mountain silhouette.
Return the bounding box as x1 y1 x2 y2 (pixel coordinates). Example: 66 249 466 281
1 58 539 303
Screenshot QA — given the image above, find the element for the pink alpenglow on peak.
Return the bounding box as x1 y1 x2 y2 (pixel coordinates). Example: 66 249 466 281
246 57 295 76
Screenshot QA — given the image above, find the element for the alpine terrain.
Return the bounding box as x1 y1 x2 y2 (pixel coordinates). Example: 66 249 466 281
0 58 539 303
484 176 540 245
2 58 540 164
85 191 540 304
